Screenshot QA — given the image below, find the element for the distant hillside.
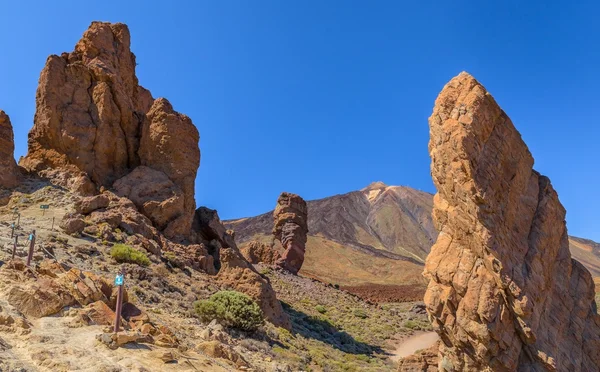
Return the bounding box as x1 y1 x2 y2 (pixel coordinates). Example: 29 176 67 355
226 182 600 295
225 182 436 295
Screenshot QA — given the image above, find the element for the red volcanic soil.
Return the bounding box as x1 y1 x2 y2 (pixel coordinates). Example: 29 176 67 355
342 284 426 303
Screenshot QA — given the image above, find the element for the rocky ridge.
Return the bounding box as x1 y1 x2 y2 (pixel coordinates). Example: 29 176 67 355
424 72 600 371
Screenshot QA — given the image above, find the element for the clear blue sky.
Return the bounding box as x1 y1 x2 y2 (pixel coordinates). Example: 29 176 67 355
1 1 598 241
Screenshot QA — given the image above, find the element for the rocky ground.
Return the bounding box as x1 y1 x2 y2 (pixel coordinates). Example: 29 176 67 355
0 177 432 371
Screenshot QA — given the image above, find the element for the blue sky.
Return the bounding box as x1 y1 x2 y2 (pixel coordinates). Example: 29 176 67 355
1 1 598 241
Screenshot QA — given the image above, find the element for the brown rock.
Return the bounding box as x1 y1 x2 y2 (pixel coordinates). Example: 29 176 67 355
60 214 86 235
36 259 66 278
21 22 200 239
97 331 147 349
196 341 249 368
150 350 177 363
75 194 110 214
8 278 75 318
153 333 178 348
21 22 147 187
58 268 111 306
273 192 308 274
139 98 200 239
424 72 600 371
193 207 237 249
114 166 186 238
241 240 282 265
162 242 217 274
397 342 439 372
79 300 123 326
0 111 19 189
217 248 290 330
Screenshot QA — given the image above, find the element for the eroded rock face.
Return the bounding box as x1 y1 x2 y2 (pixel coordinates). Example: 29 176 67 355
0 111 19 189
114 166 186 237
272 192 308 274
241 241 282 265
217 248 291 330
424 72 600 371
21 21 200 238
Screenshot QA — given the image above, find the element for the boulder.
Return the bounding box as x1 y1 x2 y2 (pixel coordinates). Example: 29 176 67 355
0 111 19 189
8 278 75 318
273 192 308 274
114 166 186 238
75 194 110 214
79 300 123 326
97 331 148 349
217 248 290 330
57 268 111 306
60 214 86 235
424 72 600 371
196 341 249 368
397 342 439 372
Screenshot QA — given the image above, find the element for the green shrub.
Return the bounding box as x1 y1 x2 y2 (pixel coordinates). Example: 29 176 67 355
194 291 264 332
315 305 327 314
403 320 420 330
110 244 151 266
353 308 368 319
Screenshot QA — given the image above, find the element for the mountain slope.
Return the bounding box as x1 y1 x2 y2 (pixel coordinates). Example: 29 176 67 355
225 182 436 293
226 182 600 296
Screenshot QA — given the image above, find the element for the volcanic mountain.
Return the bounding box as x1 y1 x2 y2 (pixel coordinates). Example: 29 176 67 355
226 182 600 301
225 182 436 300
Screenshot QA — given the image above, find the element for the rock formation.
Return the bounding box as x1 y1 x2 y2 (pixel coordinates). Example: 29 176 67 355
0 111 19 188
217 248 291 330
241 240 282 265
273 192 308 274
424 72 600 371
20 22 199 240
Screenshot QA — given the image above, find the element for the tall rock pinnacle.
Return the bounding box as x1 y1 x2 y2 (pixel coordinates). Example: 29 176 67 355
424 72 600 371
0 111 19 189
273 192 308 274
21 22 200 240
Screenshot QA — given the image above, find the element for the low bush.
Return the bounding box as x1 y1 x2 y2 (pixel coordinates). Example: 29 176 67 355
403 320 420 330
194 290 264 332
315 305 327 314
352 308 368 319
110 244 151 266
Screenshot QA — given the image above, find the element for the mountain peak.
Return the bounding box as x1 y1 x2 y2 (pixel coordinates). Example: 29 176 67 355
361 181 388 191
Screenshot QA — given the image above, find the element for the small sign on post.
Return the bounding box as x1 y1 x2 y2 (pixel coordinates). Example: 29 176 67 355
113 268 125 334
26 230 36 267
11 223 15 239
40 205 50 216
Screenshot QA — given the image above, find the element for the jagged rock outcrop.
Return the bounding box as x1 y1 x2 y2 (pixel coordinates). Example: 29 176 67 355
0 111 19 189
217 248 291 330
192 208 290 328
423 72 600 371
272 192 308 274
114 166 186 237
397 342 440 371
241 240 282 265
20 21 200 239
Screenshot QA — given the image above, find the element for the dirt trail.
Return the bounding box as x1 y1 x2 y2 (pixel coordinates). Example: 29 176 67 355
391 331 438 361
